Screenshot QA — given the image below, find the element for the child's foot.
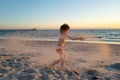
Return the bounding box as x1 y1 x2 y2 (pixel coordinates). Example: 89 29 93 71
63 66 68 70
60 66 70 71
49 64 55 70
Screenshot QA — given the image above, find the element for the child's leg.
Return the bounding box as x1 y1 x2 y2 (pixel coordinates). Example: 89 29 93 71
61 52 65 68
58 49 66 68
50 49 65 68
51 58 61 66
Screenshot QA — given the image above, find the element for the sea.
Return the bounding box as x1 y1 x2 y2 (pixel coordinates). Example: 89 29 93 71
0 29 120 44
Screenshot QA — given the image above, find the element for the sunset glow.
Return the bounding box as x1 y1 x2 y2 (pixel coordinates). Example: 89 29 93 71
0 0 120 29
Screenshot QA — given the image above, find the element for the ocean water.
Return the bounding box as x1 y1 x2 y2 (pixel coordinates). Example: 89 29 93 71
0 29 120 44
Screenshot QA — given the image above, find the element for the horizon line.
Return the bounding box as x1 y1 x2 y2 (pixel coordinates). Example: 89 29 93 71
0 28 119 30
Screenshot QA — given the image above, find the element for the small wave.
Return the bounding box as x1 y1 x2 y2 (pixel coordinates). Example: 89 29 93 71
107 37 120 39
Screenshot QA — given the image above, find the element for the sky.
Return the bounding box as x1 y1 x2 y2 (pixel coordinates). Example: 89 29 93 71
0 0 120 29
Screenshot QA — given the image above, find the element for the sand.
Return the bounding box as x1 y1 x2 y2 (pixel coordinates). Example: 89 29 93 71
0 39 120 80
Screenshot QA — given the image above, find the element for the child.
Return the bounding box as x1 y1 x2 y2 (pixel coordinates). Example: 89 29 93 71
50 24 84 68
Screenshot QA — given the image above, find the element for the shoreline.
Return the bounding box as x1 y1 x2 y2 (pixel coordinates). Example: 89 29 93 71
0 37 120 45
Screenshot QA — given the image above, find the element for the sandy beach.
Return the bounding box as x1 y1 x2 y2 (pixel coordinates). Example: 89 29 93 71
0 39 120 80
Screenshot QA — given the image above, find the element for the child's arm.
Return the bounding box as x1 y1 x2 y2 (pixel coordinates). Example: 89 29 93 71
66 34 84 40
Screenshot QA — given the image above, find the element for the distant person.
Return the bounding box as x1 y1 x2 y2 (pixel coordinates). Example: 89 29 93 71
50 24 84 69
